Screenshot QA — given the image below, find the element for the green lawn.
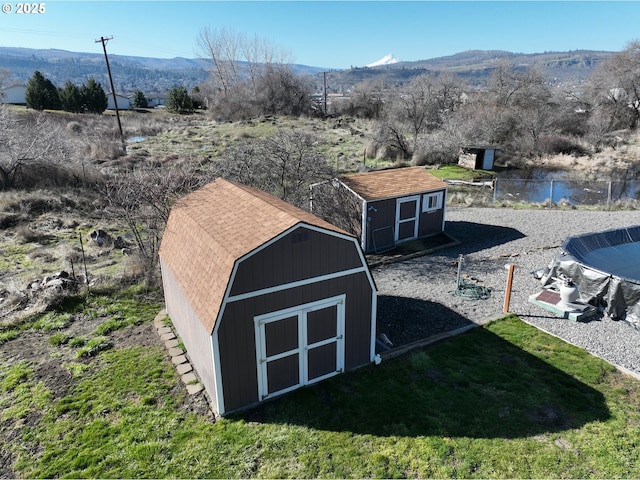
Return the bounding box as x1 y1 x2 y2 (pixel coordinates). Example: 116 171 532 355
3 314 640 478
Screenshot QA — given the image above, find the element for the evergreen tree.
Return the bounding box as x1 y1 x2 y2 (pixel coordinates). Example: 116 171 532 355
132 89 148 108
58 81 83 113
25 71 61 110
166 86 193 113
81 77 108 114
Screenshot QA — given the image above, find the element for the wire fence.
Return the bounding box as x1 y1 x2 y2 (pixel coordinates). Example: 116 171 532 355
446 178 640 209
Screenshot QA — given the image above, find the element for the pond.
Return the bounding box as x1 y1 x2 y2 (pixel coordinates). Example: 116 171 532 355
494 168 640 206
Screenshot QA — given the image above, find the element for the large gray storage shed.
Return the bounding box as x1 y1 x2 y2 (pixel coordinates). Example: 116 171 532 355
159 178 377 416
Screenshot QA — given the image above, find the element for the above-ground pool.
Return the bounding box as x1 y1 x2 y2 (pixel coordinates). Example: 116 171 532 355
543 226 640 326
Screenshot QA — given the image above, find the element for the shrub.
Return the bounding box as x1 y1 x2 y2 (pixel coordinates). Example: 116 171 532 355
63 362 92 377
0 361 32 391
49 332 71 346
33 312 72 332
89 139 125 160
94 318 126 335
538 135 590 156
76 336 112 358
69 337 86 348
0 329 20 345
15 226 44 243
0 213 21 229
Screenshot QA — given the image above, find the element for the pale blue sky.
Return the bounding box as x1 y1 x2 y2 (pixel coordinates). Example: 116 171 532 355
1 1 639 69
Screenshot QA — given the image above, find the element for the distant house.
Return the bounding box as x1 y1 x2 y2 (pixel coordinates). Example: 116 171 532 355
311 166 449 253
458 146 497 171
0 84 27 105
159 178 377 416
147 96 165 108
107 93 131 110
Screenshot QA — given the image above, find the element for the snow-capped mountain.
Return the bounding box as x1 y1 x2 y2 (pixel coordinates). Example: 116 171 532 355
366 53 401 67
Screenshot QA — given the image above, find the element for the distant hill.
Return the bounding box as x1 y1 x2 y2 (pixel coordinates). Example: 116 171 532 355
0 47 614 96
0 47 326 96
328 50 614 92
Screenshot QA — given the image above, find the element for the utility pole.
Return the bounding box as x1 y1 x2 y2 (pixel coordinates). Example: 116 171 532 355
322 71 328 116
96 36 124 144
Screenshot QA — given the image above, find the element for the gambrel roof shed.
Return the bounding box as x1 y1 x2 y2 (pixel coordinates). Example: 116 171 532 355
311 166 448 254
159 178 377 416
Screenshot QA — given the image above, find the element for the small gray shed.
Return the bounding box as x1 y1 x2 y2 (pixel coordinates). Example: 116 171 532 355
159 178 377 416
311 166 448 253
458 146 497 170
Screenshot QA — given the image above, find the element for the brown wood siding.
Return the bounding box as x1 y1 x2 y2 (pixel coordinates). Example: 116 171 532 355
229 226 362 296
308 343 337 379
160 260 218 412
363 198 396 253
363 192 446 252
265 315 298 357
217 272 373 413
307 306 337 344
266 354 299 394
417 190 446 237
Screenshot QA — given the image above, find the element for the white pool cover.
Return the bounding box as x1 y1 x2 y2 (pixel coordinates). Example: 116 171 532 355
543 225 640 327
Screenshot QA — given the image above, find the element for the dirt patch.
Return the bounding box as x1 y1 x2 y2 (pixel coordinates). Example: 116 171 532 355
1 330 53 364
110 322 160 349
34 359 74 398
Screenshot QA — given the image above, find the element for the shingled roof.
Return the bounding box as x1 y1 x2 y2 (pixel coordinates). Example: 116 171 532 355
158 178 350 334
340 166 447 201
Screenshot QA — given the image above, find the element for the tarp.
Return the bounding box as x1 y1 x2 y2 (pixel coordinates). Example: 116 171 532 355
542 226 640 328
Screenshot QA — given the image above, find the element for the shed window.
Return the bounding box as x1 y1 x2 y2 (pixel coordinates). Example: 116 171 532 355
422 191 443 212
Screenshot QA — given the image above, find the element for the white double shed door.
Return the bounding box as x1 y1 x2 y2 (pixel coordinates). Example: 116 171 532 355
254 295 345 401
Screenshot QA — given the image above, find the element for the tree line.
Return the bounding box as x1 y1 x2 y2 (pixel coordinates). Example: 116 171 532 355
23 69 204 115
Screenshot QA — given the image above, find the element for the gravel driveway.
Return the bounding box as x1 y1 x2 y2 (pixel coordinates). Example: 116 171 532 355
372 207 640 376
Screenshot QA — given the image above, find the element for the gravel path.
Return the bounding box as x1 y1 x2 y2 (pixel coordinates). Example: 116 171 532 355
372 207 640 376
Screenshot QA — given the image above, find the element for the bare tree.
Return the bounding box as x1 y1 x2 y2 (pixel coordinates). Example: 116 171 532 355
216 128 335 208
335 79 385 119
102 167 213 283
197 27 298 120
372 119 413 161
0 107 71 189
197 27 242 94
470 62 556 155
255 65 314 116
391 73 465 140
586 40 640 131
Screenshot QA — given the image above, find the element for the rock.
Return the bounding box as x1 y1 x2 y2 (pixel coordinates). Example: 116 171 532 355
113 236 128 249
88 229 111 247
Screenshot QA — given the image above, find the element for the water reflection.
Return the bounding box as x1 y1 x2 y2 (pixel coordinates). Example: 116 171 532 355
495 168 640 205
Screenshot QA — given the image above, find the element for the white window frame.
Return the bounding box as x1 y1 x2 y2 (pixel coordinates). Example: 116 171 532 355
422 191 443 213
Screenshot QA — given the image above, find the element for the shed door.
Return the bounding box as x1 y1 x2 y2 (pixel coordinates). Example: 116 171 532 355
255 295 345 401
395 195 420 243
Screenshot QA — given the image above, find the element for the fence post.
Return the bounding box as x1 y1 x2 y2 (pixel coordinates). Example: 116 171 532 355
493 178 498 204
607 181 612 210
549 180 554 206
503 263 515 314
